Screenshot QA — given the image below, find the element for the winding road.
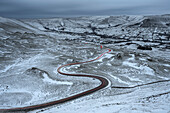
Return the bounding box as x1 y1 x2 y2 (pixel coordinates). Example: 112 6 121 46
0 48 111 112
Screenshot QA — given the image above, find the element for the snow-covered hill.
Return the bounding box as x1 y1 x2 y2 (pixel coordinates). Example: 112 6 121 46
0 15 170 113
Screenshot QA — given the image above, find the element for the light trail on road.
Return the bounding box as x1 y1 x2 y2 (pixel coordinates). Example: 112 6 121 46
0 47 111 112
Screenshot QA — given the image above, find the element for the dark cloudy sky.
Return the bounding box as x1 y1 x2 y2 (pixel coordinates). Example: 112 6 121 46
0 0 170 18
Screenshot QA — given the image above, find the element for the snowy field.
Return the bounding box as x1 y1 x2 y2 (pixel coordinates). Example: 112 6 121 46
0 15 170 113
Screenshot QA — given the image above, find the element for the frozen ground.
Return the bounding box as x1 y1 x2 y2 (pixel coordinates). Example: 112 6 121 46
0 15 170 113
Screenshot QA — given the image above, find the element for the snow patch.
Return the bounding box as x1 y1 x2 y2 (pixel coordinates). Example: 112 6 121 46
97 53 113 62
42 73 73 85
123 61 155 76
108 73 129 85
163 64 170 67
123 54 155 76
0 58 21 73
164 69 169 72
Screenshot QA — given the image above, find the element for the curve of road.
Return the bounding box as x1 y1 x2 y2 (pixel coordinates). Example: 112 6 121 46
0 48 111 112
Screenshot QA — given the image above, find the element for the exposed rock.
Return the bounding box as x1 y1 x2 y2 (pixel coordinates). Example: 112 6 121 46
25 67 48 78
137 45 152 50
115 53 124 59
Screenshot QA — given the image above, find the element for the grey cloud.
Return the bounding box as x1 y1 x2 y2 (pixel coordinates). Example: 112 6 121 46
0 0 169 18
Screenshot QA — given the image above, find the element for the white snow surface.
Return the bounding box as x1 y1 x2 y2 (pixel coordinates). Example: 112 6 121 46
42 73 73 85
0 15 170 113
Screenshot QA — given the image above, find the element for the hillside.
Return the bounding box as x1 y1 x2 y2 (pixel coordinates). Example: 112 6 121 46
0 15 170 113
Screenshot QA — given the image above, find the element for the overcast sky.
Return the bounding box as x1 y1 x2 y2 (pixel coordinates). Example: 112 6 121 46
0 0 170 18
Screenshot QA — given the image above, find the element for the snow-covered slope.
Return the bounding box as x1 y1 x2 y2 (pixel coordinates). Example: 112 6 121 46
0 15 170 113
0 17 42 33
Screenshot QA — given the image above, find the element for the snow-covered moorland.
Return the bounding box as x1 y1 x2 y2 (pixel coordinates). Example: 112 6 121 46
0 14 170 113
